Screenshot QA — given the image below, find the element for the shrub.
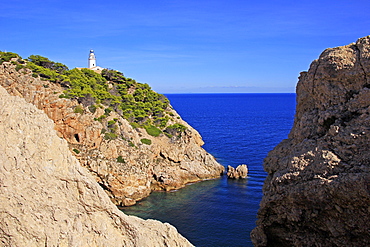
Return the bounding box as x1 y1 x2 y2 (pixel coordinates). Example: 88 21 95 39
72 148 80 154
166 123 187 132
104 107 112 115
108 124 118 132
154 116 169 128
164 123 187 136
59 94 70 99
74 105 84 114
88 104 97 113
164 132 173 138
144 124 162 137
104 132 118 140
130 122 140 129
108 120 116 126
78 94 96 107
27 55 68 73
26 61 65 83
0 51 20 64
15 64 24 71
116 156 125 163
96 115 107 122
140 138 152 145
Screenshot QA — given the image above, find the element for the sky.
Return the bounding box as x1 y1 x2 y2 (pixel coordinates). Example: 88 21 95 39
1 0 370 93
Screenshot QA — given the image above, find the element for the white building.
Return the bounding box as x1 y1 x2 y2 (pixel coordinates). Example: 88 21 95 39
88 50 96 68
88 50 104 72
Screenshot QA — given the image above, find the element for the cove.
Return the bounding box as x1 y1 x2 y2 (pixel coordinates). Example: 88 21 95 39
121 93 296 246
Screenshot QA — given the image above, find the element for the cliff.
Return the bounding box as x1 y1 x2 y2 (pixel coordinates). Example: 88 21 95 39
251 36 370 246
0 86 192 246
0 57 224 206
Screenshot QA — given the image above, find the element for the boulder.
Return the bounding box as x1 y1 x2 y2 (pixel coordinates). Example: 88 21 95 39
227 164 248 179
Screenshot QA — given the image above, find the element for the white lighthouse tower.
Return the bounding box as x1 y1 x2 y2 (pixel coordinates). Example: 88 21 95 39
88 50 96 68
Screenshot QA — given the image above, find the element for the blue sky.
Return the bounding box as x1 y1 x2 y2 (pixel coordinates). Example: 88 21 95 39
1 0 370 93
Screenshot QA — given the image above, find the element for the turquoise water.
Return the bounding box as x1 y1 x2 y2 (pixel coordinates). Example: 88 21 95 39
121 93 296 246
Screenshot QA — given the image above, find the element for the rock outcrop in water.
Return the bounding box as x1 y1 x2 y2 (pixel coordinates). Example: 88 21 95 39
0 58 224 206
251 36 370 246
0 86 193 246
226 164 248 179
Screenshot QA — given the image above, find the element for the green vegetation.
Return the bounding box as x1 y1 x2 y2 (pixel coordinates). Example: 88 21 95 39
28 55 68 73
154 116 170 128
108 120 116 126
88 104 97 113
15 64 25 71
72 148 80 154
25 58 68 83
164 133 173 138
0 52 187 141
165 123 187 136
74 105 84 114
116 156 125 163
95 115 107 122
128 141 135 147
0 51 20 64
144 124 162 137
140 138 152 145
104 132 118 140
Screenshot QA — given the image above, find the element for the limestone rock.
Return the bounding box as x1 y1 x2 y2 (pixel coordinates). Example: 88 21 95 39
227 164 248 179
251 35 370 246
0 86 193 247
0 62 224 206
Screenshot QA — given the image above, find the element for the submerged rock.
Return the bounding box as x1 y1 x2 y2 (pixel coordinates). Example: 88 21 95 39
0 86 193 246
251 35 370 246
227 164 248 179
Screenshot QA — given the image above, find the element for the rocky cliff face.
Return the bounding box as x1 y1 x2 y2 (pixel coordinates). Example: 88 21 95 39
0 62 224 206
251 36 370 246
0 86 193 246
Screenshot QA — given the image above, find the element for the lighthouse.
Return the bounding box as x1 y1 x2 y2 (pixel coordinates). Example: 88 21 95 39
88 50 96 68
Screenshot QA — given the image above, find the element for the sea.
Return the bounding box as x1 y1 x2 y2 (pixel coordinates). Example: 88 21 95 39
121 93 296 247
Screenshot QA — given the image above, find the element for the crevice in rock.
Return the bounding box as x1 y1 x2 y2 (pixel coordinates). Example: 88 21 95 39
353 43 369 87
340 111 361 126
74 133 80 142
159 151 180 164
311 59 321 99
97 182 110 192
344 89 361 103
323 116 337 131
